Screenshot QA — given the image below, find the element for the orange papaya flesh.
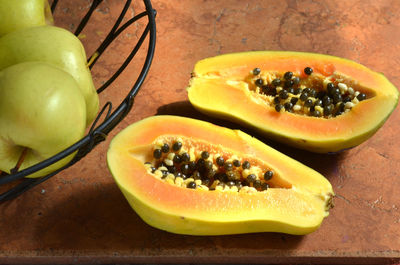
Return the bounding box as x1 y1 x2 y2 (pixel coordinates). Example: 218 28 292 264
107 115 334 235
187 51 399 153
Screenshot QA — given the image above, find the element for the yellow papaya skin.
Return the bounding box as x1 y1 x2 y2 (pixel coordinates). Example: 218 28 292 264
187 51 399 153
107 115 334 235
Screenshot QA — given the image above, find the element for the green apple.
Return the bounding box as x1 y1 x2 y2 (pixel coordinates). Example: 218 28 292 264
0 62 87 178
0 0 53 37
0 25 99 125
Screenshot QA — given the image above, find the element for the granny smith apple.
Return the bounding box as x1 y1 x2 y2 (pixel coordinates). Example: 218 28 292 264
0 62 87 178
0 25 99 125
0 0 53 37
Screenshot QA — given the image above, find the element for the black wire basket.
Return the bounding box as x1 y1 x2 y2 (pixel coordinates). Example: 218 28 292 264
0 0 156 202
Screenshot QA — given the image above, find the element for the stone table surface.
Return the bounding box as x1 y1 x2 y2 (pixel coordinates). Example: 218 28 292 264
1 0 400 264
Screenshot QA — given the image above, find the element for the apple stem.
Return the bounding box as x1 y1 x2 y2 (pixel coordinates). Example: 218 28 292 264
10 147 28 174
87 52 99 68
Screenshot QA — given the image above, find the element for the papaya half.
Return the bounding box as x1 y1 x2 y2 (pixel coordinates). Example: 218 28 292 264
107 115 334 235
187 51 399 153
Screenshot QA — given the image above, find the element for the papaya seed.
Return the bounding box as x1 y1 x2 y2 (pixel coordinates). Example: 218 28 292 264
304 99 313 108
343 95 352 103
181 152 190 162
304 67 313 75
202 178 210 186
204 160 213 170
284 102 293 111
226 171 236 181
290 97 299 105
253 180 261 189
161 143 169 153
216 156 225 166
206 168 216 179
187 181 197 189
292 76 300 85
196 158 205 169
181 164 190 175
287 87 295 94
261 183 270 191
153 149 162 159
293 87 302 95
167 165 176 173
255 78 263 87
283 71 293 80
313 110 321 117
173 154 182 164
272 78 281 87
279 90 289 99
161 170 168 178
357 93 366 101
333 94 343 104
314 99 323 107
201 151 210 159
267 86 277 96
224 161 233 171
175 172 183 178
284 79 294 88
188 161 196 170
242 161 250 169
322 96 332 106
299 92 308 101
227 181 236 187
252 68 261 75
192 171 201 180
275 104 283 112
338 102 345 112
308 88 317 98
324 104 333 116
264 170 274 181
172 141 182 151
246 174 257 183
327 82 335 92
261 85 269 94
233 159 241 167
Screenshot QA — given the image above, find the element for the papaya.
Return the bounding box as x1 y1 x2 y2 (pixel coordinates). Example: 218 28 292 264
187 51 399 153
107 115 334 235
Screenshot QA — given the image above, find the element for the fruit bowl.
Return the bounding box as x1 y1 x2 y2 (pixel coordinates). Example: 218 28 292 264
0 0 156 201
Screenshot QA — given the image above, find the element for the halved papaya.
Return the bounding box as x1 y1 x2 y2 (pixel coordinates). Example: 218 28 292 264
107 115 334 235
187 51 399 153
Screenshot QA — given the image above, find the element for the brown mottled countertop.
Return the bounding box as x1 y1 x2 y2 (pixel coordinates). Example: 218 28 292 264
1 0 400 264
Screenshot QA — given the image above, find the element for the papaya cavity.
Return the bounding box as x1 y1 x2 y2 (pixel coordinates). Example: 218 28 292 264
129 135 292 192
242 68 374 118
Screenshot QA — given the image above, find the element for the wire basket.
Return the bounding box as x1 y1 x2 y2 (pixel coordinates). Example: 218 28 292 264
0 0 156 202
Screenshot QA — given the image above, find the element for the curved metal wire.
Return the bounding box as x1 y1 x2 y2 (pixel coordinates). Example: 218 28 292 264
0 0 156 202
